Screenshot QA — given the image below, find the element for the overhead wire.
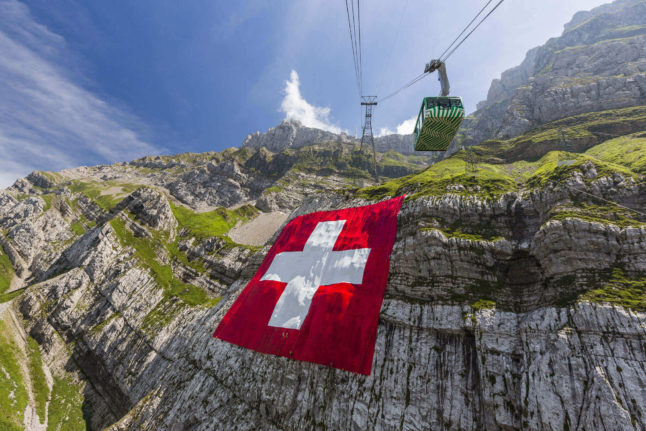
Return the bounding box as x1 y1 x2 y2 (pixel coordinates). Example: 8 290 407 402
379 72 428 103
344 0 362 96
441 0 505 62
350 0 362 94
358 0 363 95
376 0 410 96
379 0 505 104
572 186 646 218
437 0 495 61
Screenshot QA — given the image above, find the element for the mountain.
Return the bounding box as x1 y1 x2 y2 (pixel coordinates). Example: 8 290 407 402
0 1 645 430
243 118 416 155
453 0 646 152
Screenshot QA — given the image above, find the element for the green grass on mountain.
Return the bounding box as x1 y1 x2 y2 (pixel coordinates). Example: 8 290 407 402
0 317 29 430
0 246 15 297
41 193 55 213
525 154 637 189
170 203 259 240
356 156 518 201
69 180 141 210
547 202 645 229
472 106 646 163
580 267 646 311
109 218 218 307
26 337 49 423
585 134 646 174
47 377 86 431
359 116 646 202
70 221 86 236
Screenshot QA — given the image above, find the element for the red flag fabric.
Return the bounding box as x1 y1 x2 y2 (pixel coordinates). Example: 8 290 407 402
213 196 404 375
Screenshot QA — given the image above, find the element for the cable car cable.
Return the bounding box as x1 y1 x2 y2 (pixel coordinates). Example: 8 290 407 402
441 0 505 62
358 0 363 95
344 0 362 96
351 0 362 93
379 72 428 103
376 0 410 96
572 187 646 218
437 0 495 61
379 0 505 104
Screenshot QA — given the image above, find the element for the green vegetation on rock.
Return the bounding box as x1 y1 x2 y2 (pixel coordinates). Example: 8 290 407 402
547 203 645 229
90 311 122 335
471 299 496 310
0 246 15 297
69 180 141 210
41 194 55 213
0 317 28 430
580 267 646 311
47 377 86 431
585 134 646 174
171 203 258 240
109 218 217 307
26 337 49 423
357 156 517 201
70 221 86 236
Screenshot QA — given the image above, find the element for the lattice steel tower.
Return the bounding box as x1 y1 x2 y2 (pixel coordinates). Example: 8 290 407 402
360 96 378 181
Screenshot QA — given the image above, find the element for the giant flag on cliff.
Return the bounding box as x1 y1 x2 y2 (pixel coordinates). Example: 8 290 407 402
213 196 404 375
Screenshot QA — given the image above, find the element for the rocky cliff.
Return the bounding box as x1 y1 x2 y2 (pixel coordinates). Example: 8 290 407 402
454 0 646 152
0 110 645 429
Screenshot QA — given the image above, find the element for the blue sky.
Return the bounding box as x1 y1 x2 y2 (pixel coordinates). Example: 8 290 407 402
0 0 610 187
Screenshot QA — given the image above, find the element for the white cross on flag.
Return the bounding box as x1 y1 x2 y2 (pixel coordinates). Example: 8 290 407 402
213 196 404 375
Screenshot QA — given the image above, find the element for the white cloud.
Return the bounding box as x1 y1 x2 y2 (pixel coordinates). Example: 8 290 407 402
280 70 342 134
0 0 160 188
377 116 416 137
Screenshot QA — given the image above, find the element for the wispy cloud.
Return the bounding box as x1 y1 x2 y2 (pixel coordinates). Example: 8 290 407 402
377 116 416 137
0 0 159 188
280 70 342 134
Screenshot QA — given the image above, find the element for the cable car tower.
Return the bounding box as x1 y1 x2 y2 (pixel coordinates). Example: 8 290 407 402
360 96 378 181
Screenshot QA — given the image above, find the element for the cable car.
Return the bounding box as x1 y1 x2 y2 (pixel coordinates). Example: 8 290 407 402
413 60 465 152
413 96 465 151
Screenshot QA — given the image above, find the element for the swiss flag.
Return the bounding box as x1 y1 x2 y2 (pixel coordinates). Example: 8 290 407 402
213 196 404 375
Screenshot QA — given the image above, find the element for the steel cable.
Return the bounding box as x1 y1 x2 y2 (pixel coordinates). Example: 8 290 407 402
441 0 505 62
379 0 505 104
345 0 362 96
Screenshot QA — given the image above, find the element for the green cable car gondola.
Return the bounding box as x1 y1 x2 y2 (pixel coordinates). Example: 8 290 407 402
413 60 465 152
413 96 465 151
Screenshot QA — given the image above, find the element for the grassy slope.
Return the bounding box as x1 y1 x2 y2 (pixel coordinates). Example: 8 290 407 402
359 111 646 204
357 110 646 311
47 377 85 431
0 317 29 430
26 337 49 423
0 245 16 304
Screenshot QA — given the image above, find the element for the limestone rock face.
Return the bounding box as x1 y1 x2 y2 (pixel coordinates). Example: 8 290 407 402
242 118 417 155
454 0 646 152
2 162 642 430
242 119 355 152
116 187 178 234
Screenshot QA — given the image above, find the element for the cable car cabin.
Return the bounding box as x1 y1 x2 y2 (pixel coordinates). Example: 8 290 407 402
413 97 465 151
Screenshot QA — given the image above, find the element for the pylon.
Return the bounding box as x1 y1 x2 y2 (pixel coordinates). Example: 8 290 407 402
558 128 576 166
360 96 378 181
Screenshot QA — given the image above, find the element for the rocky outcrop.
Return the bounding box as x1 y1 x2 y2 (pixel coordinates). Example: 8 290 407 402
242 119 355 152
242 118 418 155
